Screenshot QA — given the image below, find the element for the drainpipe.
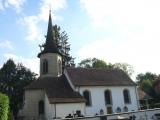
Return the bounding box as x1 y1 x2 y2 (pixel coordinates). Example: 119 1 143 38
135 86 140 110
54 104 56 119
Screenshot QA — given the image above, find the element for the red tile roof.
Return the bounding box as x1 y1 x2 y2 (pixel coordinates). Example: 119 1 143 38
66 68 136 86
25 75 85 103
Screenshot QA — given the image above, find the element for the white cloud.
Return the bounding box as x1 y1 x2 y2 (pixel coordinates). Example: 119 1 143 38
80 0 160 39
0 40 14 50
79 0 160 78
0 0 25 12
21 16 42 42
77 37 160 79
4 53 39 74
21 0 67 42
0 0 4 10
39 0 67 21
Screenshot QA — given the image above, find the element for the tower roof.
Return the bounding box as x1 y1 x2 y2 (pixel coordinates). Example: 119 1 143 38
38 10 60 57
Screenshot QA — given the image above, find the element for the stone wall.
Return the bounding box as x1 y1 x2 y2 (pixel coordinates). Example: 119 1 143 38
40 53 62 77
23 89 45 120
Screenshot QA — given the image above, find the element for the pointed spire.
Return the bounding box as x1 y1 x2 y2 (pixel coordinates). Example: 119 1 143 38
46 9 53 43
38 10 60 58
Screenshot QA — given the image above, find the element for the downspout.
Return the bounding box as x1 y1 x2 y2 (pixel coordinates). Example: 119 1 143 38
134 86 140 110
54 104 56 118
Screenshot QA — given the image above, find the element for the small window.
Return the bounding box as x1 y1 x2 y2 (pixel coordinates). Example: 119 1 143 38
123 89 131 104
104 90 112 105
38 100 44 115
42 59 48 74
83 90 92 106
58 60 62 74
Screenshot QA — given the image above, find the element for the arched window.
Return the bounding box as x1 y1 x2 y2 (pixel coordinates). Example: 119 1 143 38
104 90 112 105
58 60 62 74
83 90 92 106
123 89 131 104
42 59 48 74
38 100 44 115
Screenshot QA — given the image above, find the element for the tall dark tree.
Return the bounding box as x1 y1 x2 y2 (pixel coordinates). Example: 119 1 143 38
52 25 75 68
0 59 36 119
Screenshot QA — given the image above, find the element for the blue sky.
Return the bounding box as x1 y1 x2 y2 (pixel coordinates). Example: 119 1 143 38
1 0 160 79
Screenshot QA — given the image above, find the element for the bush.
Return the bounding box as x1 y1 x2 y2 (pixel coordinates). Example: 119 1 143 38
0 92 9 120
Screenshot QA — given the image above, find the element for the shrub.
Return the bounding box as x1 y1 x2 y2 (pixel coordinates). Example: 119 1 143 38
0 92 9 120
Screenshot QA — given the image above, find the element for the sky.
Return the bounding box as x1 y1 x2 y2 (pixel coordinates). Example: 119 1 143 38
1 0 160 80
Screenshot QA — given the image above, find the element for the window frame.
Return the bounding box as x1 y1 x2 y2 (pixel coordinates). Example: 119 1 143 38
38 100 44 115
58 59 62 75
104 89 113 105
83 90 92 106
123 89 131 104
42 59 48 74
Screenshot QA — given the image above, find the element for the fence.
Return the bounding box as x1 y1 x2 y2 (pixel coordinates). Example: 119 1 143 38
59 108 160 120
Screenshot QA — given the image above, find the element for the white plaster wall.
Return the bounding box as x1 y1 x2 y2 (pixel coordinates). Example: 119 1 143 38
44 94 56 120
77 86 138 116
40 53 62 77
23 89 45 120
51 103 85 118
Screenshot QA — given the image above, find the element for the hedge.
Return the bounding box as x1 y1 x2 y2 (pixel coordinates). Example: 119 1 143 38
0 92 9 120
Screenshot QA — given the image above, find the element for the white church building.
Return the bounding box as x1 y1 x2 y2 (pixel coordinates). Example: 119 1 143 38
22 11 139 120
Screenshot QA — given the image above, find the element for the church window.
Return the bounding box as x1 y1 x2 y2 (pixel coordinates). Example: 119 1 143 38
123 89 131 104
58 60 62 74
83 90 92 106
38 100 44 115
42 59 48 74
104 90 112 105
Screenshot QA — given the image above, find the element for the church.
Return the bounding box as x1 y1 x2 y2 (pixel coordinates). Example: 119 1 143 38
22 11 139 120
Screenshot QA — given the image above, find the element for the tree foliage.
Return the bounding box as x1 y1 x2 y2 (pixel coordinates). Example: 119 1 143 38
78 58 134 76
136 72 158 84
113 63 134 77
136 72 159 98
78 58 107 68
53 25 75 68
0 59 36 119
0 92 9 120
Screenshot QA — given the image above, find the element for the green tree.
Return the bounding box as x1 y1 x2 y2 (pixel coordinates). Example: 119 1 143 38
136 72 157 84
0 59 37 119
78 58 134 76
140 79 156 97
53 25 75 68
113 63 134 76
78 58 107 68
0 92 9 120
136 72 158 98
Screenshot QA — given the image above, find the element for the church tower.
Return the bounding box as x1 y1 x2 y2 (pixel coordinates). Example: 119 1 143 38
38 10 62 77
